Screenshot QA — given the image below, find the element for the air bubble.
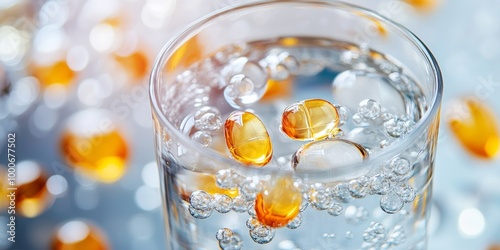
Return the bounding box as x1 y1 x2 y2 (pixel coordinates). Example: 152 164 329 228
189 190 213 211
194 106 222 132
191 131 212 147
370 174 391 195
249 224 275 244
391 157 412 177
216 228 243 250
216 169 241 189
232 196 250 213
358 99 381 119
332 183 352 203
188 205 212 219
380 192 404 214
213 194 233 213
239 178 262 201
308 183 333 210
327 203 343 216
345 231 354 239
246 218 260 230
286 213 302 229
384 117 413 138
363 222 386 244
396 184 416 203
345 206 369 224
348 176 370 198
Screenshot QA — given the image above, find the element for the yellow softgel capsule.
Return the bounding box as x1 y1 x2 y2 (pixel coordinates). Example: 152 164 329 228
60 109 129 183
255 178 302 228
32 60 76 87
224 111 272 166
447 97 500 159
16 161 52 218
282 99 340 140
52 220 109 250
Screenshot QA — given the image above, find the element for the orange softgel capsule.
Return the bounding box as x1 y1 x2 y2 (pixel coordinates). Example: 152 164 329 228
60 109 129 183
52 220 109 250
255 178 302 228
16 161 52 218
224 111 273 166
447 97 500 159
282 99 340 140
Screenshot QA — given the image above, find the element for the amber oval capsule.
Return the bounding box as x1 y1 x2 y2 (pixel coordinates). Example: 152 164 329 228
224 111 273 166
447 97 500 159
292 139 368 171
255 178 302 228
282 99 340 140
52 220 109 250
16 161 52 218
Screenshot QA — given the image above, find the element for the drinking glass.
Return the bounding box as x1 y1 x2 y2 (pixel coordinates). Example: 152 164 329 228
149 1 443 249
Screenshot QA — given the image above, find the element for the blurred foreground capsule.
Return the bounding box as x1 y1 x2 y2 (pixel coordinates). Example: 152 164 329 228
60 109 129 183
52 220 109 250
16 161 52 218
447 97 500 159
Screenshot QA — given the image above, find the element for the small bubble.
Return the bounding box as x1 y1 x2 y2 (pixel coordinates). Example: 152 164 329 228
396 184 416 203
216 169 241 189
345 231 354 239
363 222 386 243
332 183 352 203
239 178 262 201
391 157 412 177
286 213 302 229
249 224 275 244
191 131 212 147
379 140 390 148
213 194 233 213
370 174 391 195
358 99 381 119
232 196 250 213
308 183 333 210
216 228 234 243
386 225 406 246
246 218 260 229
189 190 213 211
352 113 363 124
336 105 349 126
188 205 212 219
380 192 404 214
327 203 343 216
348 176 370 198
194 106 222 132
217 228 243 250
345 206 369 224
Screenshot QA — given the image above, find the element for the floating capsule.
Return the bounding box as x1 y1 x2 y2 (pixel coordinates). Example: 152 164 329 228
224 111 273 166
16 161 52 218
255 178 302 228
60 109 129 183
52 220 109 250
292 139 368 171
282 99 340 141
447 97 500 159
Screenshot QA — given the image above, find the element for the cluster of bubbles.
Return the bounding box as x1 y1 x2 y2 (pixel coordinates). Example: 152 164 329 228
361 222 406 249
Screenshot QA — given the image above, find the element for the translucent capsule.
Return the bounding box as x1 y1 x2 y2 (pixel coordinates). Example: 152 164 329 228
281 99 340 141
224 111 273 166
447 97 500 159
222 57 267 109
255 178 302 228
16 161 52 218
292 139 368 171
60 109 128 183
52 220 109 250
332 70 406 116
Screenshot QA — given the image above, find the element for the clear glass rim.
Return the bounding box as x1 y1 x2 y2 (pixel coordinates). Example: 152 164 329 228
149 0 443 180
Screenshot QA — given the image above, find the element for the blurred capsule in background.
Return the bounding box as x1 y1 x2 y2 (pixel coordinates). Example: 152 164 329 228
113 50 150 81
52 220 109 250
16 161 53 218
404 0 441 12
447 97 500 159
60 109 129 183
31 59 76 88
0 167 10 210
